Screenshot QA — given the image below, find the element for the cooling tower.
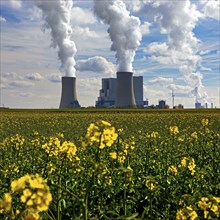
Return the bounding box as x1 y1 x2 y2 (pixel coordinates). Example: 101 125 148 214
115 72 136 108
59 77 80 108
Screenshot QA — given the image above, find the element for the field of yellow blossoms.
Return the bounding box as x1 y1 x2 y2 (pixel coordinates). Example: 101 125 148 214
0 109 220 220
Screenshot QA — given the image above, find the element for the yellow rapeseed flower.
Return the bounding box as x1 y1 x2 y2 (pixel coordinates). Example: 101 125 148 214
11 174 52 214
0 193 12 212
85 120 118 149
180 157 187 167
170 126 179 136
188 158 196 175
168 165 178 175
150 131 159 138
176 206 198 220
109 152 117 159
201 118 209 126
191 131 198 139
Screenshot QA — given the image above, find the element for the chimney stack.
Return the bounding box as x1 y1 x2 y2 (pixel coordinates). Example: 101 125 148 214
115 72 136 108
59 77 80 108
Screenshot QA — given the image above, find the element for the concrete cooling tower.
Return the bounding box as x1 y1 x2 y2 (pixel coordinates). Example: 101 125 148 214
115 72 136 108
59 77 80 108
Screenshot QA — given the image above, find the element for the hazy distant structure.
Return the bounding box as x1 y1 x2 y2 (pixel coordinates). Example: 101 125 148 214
96 78 117 108
158 100 166 109
211 103 213 108
133 76 144 107
195 102 202 109
143 98 149 107
59 77 80 108
174 104 184 109
96 75 144 108
172 89 175 108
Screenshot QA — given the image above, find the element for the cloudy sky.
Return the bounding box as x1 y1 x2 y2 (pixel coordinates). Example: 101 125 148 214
0 0 219 108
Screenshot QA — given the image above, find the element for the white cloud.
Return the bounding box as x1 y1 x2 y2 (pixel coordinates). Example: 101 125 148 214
26 72 43 81
140 21 151 35
72 26 99 39
2 72 18 78
47 74 61 83
199 50 210 55
203 0 220 20
0 16 6 22
149 77 173 85
77 77 101 107
200 66 212 72
71 7 96 25
8 81 35 88
76 56 116 75
9 0 22 9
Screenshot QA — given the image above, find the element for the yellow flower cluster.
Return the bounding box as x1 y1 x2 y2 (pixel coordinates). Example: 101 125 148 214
191 131 198 139
60 141 77 161
198 196 220 219
146 131 159 139
0 193 12 212
85 120 118 149
42 137 77 161
145 176 158 191
3 134 25 150
179 157 196 175
170 126 179 136
201 118 209 126
168 165 178 176
176 206 198 220
11 174 52 213
109 151 117 159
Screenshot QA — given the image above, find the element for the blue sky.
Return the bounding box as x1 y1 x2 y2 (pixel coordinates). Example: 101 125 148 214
0 0 219 108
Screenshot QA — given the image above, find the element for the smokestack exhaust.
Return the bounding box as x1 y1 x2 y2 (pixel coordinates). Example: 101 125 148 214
115 72 136 108
59 77 80 108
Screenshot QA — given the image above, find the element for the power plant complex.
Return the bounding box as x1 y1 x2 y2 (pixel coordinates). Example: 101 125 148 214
58 75 213 109
59 73 144 109
96 75 144 108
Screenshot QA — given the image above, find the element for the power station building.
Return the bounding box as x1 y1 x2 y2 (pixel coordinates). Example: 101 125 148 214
96 76 144 108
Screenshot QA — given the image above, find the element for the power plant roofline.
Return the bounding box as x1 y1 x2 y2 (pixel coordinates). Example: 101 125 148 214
59 76 80 108
115 72 136 108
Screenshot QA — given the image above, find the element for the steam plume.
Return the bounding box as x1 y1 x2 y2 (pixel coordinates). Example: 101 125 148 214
35 0 76 77
93 0 142 72
133 0 209 104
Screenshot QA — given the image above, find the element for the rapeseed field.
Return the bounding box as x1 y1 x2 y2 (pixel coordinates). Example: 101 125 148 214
0 109 220 219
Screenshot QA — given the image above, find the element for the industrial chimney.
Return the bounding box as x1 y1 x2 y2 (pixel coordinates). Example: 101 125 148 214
59 77 80 108
115 72 136 108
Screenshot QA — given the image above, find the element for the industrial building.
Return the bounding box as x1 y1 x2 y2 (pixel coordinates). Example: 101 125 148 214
96 76 144 108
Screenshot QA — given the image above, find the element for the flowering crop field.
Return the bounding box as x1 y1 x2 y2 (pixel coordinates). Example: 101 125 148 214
0 109 220 220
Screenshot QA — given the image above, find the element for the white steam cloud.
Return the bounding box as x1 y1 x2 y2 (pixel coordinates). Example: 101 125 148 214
93 0 142 72
76 56 115 75
133 0 209 104
35 0 77 77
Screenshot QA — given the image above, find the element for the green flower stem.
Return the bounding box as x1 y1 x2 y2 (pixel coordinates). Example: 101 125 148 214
83 191 88 220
